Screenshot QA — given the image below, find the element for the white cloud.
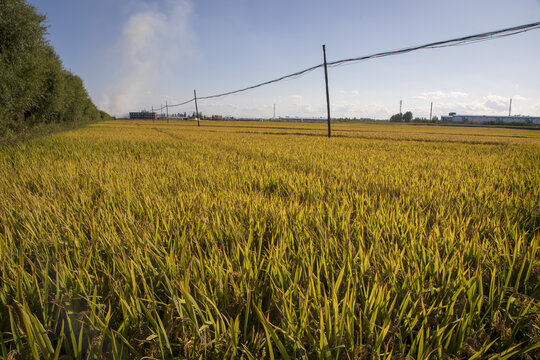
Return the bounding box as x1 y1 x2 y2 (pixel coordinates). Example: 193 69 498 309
99 0 196 116
483 95 508 112
328 100 393 119
449 91 469 98
429 95 514 117
336 89 361 96
413 90 468 100
412 92 539 117
290 95 303 106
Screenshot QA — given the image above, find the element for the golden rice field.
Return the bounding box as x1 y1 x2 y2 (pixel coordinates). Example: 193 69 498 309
1 120 539 359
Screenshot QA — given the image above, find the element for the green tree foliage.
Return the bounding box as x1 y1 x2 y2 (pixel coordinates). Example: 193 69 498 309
0 0 109 135
390 113 403 122
403 111 413 122
0 0 47 120
390 112 414 122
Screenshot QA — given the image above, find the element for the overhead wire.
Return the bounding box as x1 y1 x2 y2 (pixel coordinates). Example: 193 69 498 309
197 64 323 100
147 21 540 111
327 22 540 68
168 98 195 108
151 98 194 113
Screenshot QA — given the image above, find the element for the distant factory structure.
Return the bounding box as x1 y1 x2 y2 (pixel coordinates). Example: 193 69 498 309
129 111 157 120
441 113 540 125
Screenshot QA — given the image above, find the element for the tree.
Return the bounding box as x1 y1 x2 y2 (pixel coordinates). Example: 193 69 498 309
0 0 48 123
0 0 108 134
403 111 413 123
390 113 403 122
29 45 67 123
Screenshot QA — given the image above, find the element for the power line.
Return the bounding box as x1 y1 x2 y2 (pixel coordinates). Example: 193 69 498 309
149 21 540 110
327 21 540 68
197 64 323 100
167 98 195 108
151 98 194 112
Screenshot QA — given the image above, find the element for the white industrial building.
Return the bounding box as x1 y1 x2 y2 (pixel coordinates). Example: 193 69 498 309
441 114 540 125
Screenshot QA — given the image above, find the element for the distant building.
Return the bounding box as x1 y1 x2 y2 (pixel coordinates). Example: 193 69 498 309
441 114 540 125
129 111 157 120
277 116 326 122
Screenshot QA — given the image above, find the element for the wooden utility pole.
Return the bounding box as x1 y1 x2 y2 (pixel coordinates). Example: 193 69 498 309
194 90 200 127
322 45 331 138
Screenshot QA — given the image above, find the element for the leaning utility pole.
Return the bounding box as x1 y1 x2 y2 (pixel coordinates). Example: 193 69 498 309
509 98 512 116
322 45 331 138
194 90 200 127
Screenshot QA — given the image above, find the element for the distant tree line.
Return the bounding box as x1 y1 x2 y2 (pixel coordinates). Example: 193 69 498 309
0 0 110 135
390 111 439 123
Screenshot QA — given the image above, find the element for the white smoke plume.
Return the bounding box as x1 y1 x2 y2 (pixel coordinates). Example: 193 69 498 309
99 0 195 116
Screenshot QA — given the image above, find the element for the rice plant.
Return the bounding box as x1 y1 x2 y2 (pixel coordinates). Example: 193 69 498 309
1 121 538 359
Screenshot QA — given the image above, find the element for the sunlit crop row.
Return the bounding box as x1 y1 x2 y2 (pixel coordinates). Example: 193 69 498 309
1 120 538 359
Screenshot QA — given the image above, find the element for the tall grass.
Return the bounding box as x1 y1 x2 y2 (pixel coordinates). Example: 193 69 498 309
1 121 539 359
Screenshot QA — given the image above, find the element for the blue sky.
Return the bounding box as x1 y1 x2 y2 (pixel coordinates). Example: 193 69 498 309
29 0 540 119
